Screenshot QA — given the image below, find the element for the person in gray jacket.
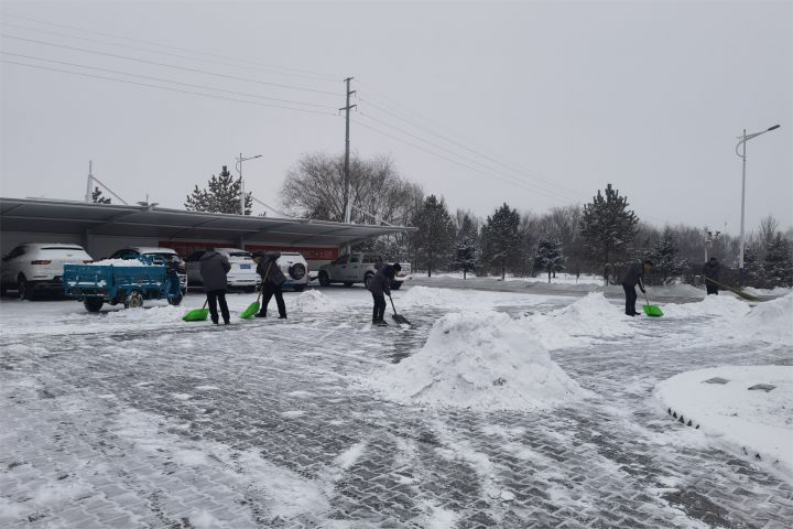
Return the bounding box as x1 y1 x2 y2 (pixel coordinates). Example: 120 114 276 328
200 249 231 324
254 251 287 319
703 257 720 295
367 263 401 326
621 260 653 316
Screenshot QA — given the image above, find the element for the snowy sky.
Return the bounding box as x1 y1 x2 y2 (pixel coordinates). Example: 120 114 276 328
1 0 791 234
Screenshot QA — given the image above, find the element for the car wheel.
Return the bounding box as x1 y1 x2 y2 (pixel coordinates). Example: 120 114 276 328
364 273 374 289
293 285 305 292
84 298 104 313
343 282 353 287
0 283 7 297
17 276 28 300
319 271 330 287
124 290 144 309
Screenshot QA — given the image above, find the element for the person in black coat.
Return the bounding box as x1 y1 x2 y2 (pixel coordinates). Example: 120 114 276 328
368 263 401 326
621 260 653 316
199 249 231 324
254 251 287 319
703 257 721 295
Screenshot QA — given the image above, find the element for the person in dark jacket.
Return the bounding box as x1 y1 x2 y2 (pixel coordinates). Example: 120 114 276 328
254 251 287 319
621 260 653 316
703 257 720 295
199 249 231 324
368 263 401 326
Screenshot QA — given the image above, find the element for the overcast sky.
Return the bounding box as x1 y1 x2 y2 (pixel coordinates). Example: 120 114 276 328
1 0 791 234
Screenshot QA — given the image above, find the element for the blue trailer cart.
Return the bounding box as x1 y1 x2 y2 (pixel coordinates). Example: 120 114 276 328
63 257 183 312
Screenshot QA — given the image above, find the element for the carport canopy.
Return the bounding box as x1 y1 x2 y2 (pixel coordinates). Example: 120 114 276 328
0 197 415 247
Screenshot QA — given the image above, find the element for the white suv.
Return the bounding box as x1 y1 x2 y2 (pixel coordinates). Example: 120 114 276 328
1 243 94 299
186 248 260 292
275 251 309 292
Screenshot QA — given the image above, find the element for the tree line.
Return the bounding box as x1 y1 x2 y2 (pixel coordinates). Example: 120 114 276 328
119 151 790 288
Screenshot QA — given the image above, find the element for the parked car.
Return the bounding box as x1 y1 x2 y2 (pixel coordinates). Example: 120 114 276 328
185 248 259 292
107 247 187 293
1 243 94 299
275 251 309 292
317 253 410 289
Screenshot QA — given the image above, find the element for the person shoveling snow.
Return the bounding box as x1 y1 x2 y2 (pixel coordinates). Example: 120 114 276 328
621 259 659 316
365 311 589 410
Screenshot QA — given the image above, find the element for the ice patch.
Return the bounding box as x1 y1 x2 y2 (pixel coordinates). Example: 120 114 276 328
335 441 366 469
292 290 339 313
365 311 588 410
398 286 467 307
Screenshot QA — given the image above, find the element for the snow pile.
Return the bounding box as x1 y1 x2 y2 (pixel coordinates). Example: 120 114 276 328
656 366 793 473
661 295 752 319
291 290 339 313
85 259 148 267
366 311 587 410
737 294 793 345
744 286 793 297
522 293 634 349
104 304 185 323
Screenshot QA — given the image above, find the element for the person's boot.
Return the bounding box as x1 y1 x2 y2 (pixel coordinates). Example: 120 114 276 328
212 318 219 325
255 312 267 318
278 314 287 319
376 320 389 326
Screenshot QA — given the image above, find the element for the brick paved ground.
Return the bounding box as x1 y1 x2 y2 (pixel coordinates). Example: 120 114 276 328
1 289 791 528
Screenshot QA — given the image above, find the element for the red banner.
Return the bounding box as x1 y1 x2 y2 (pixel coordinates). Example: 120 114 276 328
158 241 338 261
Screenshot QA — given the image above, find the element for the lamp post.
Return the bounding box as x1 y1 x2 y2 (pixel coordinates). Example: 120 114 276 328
236 153 263 215
735 124 780 278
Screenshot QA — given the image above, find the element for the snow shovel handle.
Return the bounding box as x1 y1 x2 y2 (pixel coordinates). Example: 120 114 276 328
388 293 398 315
642 290 651 306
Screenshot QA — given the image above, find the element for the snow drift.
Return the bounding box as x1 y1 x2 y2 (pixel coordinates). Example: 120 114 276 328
291 290 339 313
522 292 634 350
366 311 587 410
738 293 793 345
661 294 752 319
656 366 793 474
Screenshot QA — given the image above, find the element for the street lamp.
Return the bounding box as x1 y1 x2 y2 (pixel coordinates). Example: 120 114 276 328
235 153 263 215
735 124 780 277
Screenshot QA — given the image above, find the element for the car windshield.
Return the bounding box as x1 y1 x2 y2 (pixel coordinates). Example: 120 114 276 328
38 248 90 258
41 247 84 251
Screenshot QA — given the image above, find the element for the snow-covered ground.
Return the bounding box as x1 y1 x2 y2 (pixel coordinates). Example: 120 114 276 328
1 286 791 528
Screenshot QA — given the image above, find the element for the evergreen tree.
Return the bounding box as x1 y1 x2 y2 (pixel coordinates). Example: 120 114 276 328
410 195 455 277
651 226 686 284
534 236 565 283
185 165 253 215
579 183 639 283
455 210 479 279
92 186 111 204
763 233 793 287
481 203 521 280
742 244 763 285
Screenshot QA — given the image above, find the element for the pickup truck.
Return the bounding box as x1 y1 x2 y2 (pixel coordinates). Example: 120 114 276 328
317 253 410 289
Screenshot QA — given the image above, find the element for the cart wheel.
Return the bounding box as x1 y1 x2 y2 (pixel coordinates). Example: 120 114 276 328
124 290 144 309
168 293 183 306
84 298 104 313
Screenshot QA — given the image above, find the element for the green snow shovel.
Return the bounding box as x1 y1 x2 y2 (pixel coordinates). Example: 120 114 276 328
183 300 209 322
388 294 411 325
240 263 270 320
642 291 664 318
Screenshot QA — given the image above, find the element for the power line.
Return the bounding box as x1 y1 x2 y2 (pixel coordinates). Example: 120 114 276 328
1 51 339 110
357 111 573 203
1 59 339 116
1 12 339 81
352 118 574 206
1 33 341 97
357 79 586 199
0 20 342 84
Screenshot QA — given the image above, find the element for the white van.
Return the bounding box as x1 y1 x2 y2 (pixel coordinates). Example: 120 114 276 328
1 243 94 299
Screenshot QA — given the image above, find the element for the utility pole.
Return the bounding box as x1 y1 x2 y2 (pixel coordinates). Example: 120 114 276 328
85 160 93 203
340 77 357 225
239 152 245 215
